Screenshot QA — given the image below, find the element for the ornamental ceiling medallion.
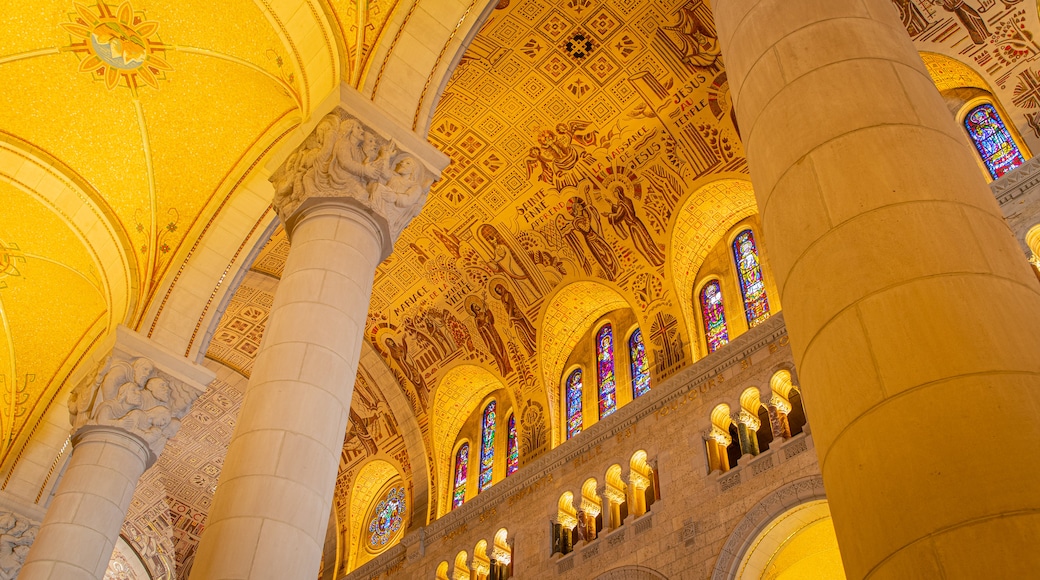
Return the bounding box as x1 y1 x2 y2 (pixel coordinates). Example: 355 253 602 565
60 1 172 93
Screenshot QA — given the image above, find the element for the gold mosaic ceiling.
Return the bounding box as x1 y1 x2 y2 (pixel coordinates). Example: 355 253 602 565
0 0 309 462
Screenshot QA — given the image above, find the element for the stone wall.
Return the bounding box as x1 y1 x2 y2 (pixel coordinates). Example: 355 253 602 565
345 314 823 579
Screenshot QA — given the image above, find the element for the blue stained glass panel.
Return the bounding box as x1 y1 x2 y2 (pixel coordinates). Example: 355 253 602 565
965 104 1025 179
566 369 583 439
630 328 651 398
733 230 770 327
479 401 496 492
506 414 519 476
452 443 469 509
368 486 406 547
700 280 729 353
597 324 617 419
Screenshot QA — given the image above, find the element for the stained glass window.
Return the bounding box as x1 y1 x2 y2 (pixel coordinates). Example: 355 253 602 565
452 443 469 509
597 324 618 419
506 414 519 476
629 328 651 398
368 486 406 547
479 401 496 492
733 230 770 327
964 104 1025 179
700 280 729 353
566 369 583 439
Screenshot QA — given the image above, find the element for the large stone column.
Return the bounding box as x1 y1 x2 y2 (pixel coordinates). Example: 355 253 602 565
712 0 1040 577
20 326 212 579
189 88 447 580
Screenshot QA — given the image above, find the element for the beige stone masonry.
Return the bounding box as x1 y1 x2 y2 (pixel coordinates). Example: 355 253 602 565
190 92 443 580
713 0 1040 576
20 327 213 580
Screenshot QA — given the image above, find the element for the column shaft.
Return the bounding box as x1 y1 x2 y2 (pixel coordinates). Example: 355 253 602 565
713 0 1040 576
190 200 384 579
20 429 150 580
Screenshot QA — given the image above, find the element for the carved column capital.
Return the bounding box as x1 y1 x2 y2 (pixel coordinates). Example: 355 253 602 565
67 327 215 465
736 409 761 431
270 102 446 257
0 509 38 580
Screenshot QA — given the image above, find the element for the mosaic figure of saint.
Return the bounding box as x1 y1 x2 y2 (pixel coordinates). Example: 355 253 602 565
892 0 929 36
606 186 666 267
384 335 429 410
478 224 552 303
557 194 620 281
661 1 722 70
467 297 513 376
490 281 537 356
941 0 989 44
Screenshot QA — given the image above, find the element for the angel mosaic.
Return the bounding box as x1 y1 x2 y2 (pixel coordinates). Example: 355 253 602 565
526 121 602 188
466 296 513 376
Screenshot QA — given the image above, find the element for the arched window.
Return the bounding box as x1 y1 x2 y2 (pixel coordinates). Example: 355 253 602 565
733 230 770 327
566 369 583 439
629 328 651 398
700 280 729 353
368 486 406 547
506 413 519 476
479 401 496 492
964 103 1025 179
597 324 617 419
452 443 469 509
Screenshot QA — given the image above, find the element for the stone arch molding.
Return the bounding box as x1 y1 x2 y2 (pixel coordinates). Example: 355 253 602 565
710 475 827 580
593 565 669 580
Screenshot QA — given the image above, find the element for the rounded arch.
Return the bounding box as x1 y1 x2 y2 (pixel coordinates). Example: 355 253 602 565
538 279 640 446
668 176 758 362
737 500 844 579
0 136 139 473
919 51 991 93
956 97 1031 180
593 566 668 580
347 458 405 572
432 364 512 517
710 475 828 580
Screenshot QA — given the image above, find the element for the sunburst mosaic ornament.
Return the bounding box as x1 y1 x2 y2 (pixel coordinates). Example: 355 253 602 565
61 1 172 94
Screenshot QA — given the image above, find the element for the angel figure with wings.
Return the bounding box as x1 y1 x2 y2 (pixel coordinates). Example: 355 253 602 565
556 182 620 281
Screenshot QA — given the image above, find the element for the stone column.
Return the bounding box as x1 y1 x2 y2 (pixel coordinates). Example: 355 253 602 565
20 326 212 580
766 396 792 440
189 89 447 580
712 0 1040 576
735 410 760 455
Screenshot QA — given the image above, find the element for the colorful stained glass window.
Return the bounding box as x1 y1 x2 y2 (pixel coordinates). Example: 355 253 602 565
368 486 406 547
629 328 651 398
479 401 496 492
733 230 770 327
452 443 469 509
506 414 519 476
566 369 583 439
597 324 618 419
700 280 729 353
964 104 1025 179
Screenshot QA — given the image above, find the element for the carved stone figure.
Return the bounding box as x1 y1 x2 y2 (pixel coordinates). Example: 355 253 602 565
68 354 202 457
0 511 38 580
269 109 435 239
